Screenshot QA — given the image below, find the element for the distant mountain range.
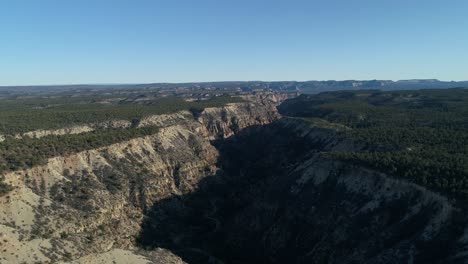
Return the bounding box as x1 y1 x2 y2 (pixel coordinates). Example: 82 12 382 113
1 79 467 95
263 79 468 93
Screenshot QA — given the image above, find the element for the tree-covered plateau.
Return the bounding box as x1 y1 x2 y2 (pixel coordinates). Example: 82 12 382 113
0 95 243 135
0 94 244 195
278 88 468 198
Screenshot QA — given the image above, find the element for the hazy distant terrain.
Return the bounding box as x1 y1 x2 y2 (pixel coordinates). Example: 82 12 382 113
1 79 467 96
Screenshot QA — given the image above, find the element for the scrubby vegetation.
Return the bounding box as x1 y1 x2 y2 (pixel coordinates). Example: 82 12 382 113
0 176 13 196
0 126 160 174
0 95 243 135
279 88 468 198
0 93 243 195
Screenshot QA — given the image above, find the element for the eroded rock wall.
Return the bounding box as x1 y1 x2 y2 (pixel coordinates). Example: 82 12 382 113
0 97 280 263
139 118 466 264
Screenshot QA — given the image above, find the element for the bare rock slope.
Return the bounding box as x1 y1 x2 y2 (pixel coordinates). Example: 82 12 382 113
0 95 280 263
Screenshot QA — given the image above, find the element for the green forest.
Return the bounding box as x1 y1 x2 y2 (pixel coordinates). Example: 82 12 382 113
279 88 468 198
0 94 244 195
0 95 243 135
0 126 159 173
0 126 163 196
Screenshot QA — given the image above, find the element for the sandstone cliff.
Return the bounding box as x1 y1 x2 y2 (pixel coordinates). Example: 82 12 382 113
0 95 280 263
139 118 467 264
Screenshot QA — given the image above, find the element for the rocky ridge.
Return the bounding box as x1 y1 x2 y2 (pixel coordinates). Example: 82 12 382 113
138 117 467 264
0 93 281 263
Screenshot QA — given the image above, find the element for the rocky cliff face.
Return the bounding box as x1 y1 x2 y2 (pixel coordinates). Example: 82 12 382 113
138 118 467 264
1 93 465 264
0 95 280 264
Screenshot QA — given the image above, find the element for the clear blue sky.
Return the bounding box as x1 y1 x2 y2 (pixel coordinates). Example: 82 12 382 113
1 0 467 85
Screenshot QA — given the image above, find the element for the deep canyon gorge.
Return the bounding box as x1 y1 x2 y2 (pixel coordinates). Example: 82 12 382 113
0 93 466 264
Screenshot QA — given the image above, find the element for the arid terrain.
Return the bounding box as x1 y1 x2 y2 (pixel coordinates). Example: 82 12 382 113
0 86 467 263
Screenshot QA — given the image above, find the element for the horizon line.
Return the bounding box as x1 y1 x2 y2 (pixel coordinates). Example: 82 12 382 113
1 78 468 88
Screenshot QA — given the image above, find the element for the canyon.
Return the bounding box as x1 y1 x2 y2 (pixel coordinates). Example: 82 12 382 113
0 92 466 264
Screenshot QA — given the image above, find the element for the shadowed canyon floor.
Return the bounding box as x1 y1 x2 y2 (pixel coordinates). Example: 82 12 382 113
138 119 466 264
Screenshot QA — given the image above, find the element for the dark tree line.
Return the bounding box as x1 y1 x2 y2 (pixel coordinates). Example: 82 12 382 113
279 88 468 198
0 94 243 196
0 126 160 175
0 95 243 135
